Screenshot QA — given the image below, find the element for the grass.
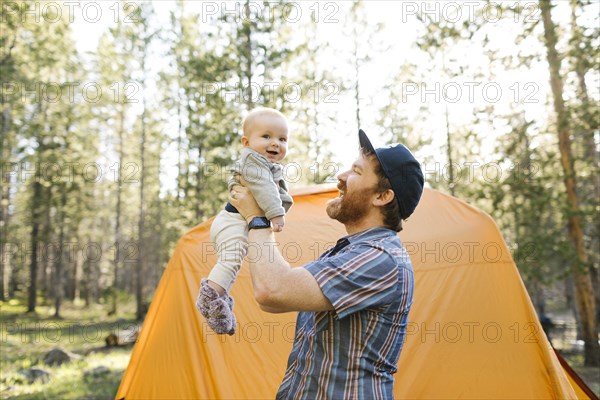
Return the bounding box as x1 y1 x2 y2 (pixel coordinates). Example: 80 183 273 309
0 299 137 399
1 299 598 399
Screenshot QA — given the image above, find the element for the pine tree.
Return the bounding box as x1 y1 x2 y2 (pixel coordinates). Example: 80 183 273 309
568 0 600 325
539 0 599 366
1 2 81 313
0 1 24 301
283 10 337 185
414 4 485 197
96 6 139 313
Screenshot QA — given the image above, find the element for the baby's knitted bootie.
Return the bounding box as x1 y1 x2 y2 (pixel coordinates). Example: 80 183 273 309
196 279 215 319
196 279 236 335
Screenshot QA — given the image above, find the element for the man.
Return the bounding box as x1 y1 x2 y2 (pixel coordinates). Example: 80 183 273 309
229 129 424 399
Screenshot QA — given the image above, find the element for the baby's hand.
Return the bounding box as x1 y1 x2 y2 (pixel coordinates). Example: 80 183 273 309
270 216 285 232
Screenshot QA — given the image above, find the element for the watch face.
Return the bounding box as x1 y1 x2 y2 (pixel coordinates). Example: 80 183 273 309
249 217 271 229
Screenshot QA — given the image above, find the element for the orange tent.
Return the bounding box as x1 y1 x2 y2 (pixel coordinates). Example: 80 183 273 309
116 186 593 399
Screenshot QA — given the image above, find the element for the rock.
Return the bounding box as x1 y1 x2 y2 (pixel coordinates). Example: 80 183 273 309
84 366 111 379
105 326 139 347
19 368 50 383
42 347 79 366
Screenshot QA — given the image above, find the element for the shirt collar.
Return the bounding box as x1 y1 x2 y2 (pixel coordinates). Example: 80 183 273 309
344 226 396 244
329 227 395 255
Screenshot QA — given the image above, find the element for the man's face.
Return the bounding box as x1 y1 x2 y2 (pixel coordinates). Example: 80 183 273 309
326 154 379 224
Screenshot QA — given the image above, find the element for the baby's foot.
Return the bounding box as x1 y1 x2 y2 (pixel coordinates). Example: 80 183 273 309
207 295 236 335
196 279 236 335
196 279 217 319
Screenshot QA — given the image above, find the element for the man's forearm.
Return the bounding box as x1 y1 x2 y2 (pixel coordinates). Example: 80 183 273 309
247 228 292 309
246 229 334 313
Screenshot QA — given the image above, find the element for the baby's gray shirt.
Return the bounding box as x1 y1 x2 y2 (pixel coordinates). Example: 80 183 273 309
228 148 293 220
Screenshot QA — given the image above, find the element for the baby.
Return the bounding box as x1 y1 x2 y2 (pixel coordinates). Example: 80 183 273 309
196 107 293 335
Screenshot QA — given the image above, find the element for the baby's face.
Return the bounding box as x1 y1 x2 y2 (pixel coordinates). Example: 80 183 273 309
242 114 289 163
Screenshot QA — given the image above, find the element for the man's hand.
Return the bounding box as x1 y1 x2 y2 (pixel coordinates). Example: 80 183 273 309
229 185 264 223
270 215 285 232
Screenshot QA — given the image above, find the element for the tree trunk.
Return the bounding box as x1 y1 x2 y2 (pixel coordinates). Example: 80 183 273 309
91 258 100 303
243 0 253 109
111 109 125 315
570 0 600 330
154 141 164 290
82 258 90 307
83 211 98 308
351 0 363 130
175 3 185 205
441 53 456 196
590 266 600 326
194 148 203 221
40 196 52 299
0 104 11 301
136 54 148 321
539 0 600 366
27 181 43 313
176 94 184 204
54 186 67 318
353 38 361 130
444 104 455 196
73 245 81 302
569 0 598 159
137 124 146 320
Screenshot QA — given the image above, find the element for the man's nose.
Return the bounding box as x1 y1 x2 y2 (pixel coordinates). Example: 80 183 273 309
337 170 349 181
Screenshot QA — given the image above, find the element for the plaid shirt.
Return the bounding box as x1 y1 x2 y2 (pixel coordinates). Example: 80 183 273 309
276 227 414 400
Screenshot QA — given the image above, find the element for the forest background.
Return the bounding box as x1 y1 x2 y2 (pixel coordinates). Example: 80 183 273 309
1 0 598 397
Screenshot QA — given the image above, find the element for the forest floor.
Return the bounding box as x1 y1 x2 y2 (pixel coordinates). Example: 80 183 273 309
0 299 136 399
548 312 600 398
0 299 598 399
561 349 600 398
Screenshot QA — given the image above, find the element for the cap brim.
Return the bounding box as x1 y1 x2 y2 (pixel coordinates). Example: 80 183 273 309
358 129 376 153
359 129 385 174
359 129 398 208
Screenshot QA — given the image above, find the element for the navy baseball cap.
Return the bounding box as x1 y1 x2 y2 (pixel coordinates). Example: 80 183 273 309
359 129 424 219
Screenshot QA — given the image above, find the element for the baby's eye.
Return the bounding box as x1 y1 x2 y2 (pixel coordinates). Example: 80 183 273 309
262 134 270 139
279 137 287 142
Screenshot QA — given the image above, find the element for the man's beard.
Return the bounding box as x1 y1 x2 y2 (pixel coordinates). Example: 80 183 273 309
326 186 374 225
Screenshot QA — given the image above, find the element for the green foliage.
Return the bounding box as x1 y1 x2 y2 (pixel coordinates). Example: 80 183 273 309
2 0 599 359
0 299 135 399
408 1 599 334
482 113 574 289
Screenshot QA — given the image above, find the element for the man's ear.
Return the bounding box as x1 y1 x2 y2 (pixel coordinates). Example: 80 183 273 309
241 136 249 147
373 189 395 207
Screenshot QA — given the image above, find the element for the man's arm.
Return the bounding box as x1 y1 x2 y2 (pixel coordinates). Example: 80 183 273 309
229 185 333 313
247 229 333 313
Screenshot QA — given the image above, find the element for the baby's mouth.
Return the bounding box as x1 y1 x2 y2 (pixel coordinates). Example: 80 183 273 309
267 150 279 156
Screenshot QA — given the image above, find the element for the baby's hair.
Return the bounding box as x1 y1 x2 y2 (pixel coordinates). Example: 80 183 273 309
242 107 287 136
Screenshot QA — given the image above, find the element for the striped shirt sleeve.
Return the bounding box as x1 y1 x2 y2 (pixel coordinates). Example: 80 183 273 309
305 244 399 320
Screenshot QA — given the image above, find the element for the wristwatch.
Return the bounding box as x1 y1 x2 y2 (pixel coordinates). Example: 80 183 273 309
248 217 271 230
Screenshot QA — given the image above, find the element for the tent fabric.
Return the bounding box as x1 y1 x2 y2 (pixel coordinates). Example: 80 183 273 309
116 186 587 399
